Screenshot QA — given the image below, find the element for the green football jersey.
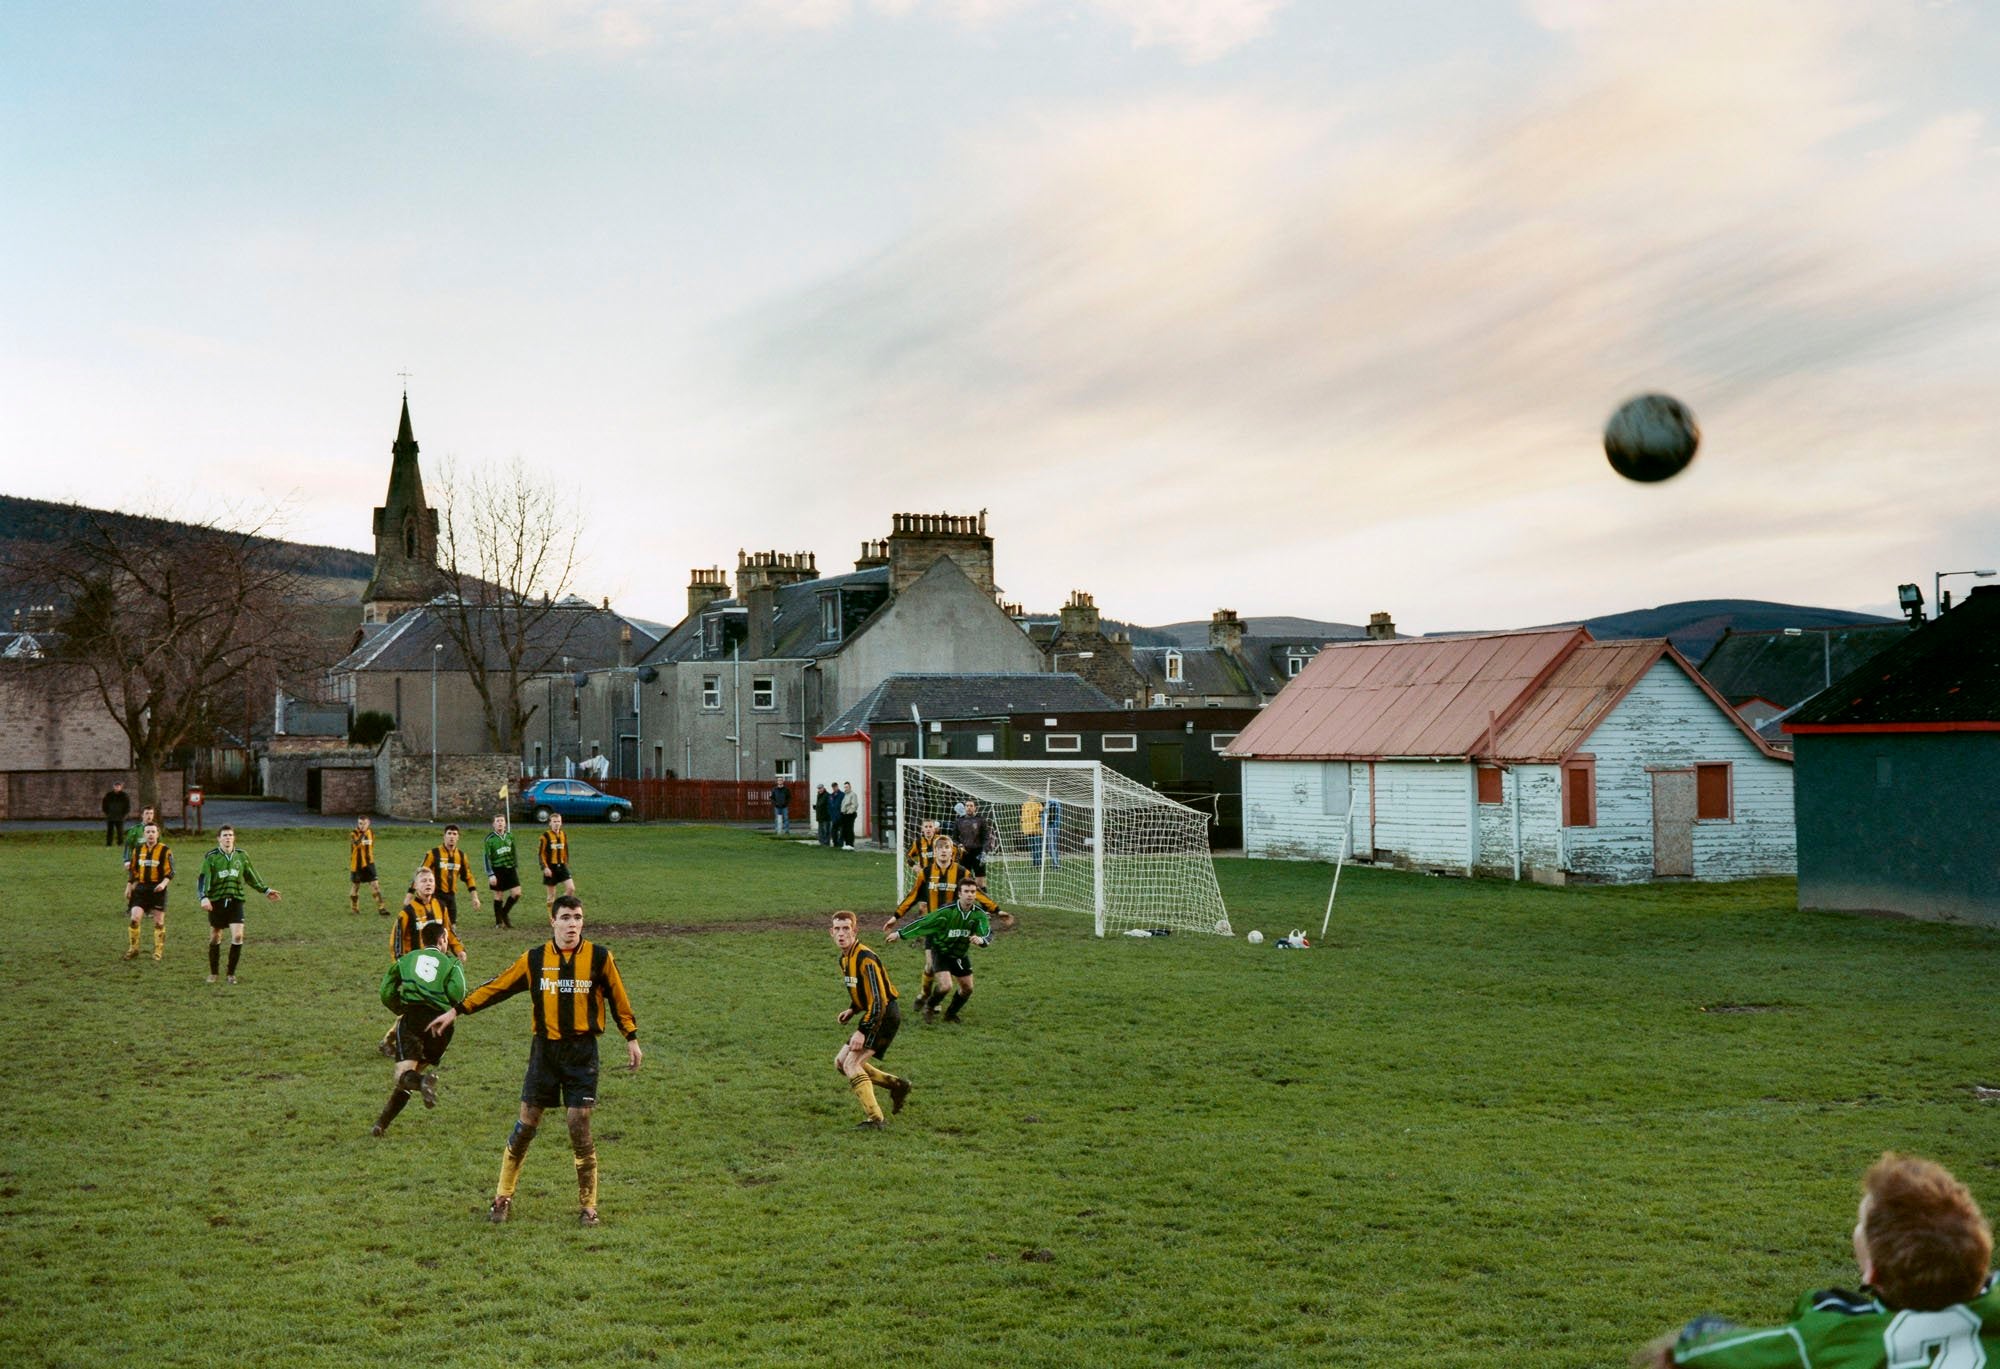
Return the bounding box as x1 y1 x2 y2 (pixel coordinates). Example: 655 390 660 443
482 829 517 874
380 947 468 1015
196 848 270 902
897 902 991 951
1672 1278 2000 1367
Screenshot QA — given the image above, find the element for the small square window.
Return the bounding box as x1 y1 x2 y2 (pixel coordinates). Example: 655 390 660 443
1046 734 1081 754
1477 765 1502 804
752 676 775 711
701 676 721 710
775 758 797 780
975 734 996 754
1286 655 1305 678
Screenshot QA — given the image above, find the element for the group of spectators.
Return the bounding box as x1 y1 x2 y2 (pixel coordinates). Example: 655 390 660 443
770 781 858 848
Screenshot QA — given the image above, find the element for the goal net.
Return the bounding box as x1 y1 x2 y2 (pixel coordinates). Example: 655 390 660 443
894 758 1231 937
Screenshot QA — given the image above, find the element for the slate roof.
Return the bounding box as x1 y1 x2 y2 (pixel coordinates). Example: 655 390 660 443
1128 644 1254 698
1697 624 1912 711
819 673 1117 738
1786 586 2000 731
330 597 657 674
641 567 891 666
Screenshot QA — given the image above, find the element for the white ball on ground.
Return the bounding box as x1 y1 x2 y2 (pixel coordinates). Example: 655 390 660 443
1246 930 1264 945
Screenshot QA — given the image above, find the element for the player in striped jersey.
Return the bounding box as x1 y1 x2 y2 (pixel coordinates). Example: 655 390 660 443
380 866 465 1058
123 821 173 963
1648 1152 1999 1367
420 825 481 922
538 814 575 914
427 895 640 1227
830 910 909 1128
903 819 940 870
349 815 387 915
891 833 966 1008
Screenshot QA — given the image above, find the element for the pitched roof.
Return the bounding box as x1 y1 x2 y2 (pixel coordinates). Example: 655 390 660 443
330 598 655 674
1786 586 2000 732
819 673 1117 738
1228 627 1786 762
1697 624 1912 711
642 566 891 666
1226 628 1585 760
1127 644 1253 698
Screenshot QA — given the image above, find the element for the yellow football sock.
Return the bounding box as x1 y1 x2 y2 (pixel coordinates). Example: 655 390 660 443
849 1073 883 1122
498 1147 526 1200
153 926 165 960
861 1061 894 1086
920 969 935 1001
127 924 141 955
573 1144 598 1210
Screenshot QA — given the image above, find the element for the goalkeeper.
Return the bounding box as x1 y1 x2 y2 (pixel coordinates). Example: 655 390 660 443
888 878 997 1023
373 920 466 1136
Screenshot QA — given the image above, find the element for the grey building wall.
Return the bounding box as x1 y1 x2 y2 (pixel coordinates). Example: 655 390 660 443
829 567 1044 718
1794 732 2000 926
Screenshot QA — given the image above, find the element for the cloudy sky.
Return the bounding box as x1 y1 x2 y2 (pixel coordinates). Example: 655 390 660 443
4 0 1997 633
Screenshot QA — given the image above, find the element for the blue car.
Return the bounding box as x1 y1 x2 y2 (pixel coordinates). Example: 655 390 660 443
519 778 635 824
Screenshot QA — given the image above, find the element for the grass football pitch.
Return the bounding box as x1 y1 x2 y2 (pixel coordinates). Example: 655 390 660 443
3 825 1996 1367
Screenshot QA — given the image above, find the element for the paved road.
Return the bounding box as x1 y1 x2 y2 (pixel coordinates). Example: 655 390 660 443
0 799 433 834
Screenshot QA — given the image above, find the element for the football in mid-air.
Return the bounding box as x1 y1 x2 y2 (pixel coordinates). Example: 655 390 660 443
1604 393 1700 483
1246 930 1264 945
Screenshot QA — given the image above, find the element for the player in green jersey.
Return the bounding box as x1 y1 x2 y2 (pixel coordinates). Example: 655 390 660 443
195 825 281 984
887 878 997 1023
483 813 522 929
373 921 469 1136
1648 1151 1998 1368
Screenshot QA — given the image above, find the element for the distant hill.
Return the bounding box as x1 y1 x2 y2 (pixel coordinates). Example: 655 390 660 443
1137 602 1899 663
0 495 373 608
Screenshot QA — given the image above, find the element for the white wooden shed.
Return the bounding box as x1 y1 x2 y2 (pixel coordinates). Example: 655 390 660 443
1227 628 1795 883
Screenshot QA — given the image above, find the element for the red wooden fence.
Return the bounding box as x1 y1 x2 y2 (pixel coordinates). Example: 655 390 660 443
601 779 807 824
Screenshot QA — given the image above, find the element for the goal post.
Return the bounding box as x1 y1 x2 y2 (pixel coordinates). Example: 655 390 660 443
894 758 1232 937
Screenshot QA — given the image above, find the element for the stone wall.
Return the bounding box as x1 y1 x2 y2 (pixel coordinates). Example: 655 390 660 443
376 732 517 821
265 736 377 805
0 664 131 770
315 767 375 815
0 768 186 822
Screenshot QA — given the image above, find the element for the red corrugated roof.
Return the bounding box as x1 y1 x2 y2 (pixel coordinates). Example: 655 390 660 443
1489 639 1664 761
1226 628 1586 760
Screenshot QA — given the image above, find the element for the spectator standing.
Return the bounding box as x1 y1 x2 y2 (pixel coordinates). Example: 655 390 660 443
102 781 132 847
839 782 860 849
770 781 791 835
813 785 833 846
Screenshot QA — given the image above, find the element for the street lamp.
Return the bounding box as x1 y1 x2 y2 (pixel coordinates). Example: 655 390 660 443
1782 627 1832 691
431 641 443 819
1934 568 1998 616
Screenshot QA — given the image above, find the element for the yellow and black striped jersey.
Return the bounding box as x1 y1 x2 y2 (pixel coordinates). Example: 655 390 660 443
538 829 569 870
839 942 896 1030
127 841 172 883
421 844 472 894
349 828 375 874
905 832 942 866
390 894 463 961
458 938 637 1041
894 858 974 917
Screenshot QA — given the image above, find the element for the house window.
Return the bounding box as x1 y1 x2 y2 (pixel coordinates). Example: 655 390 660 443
774 758 796 780
1101 734 1138 753
820 593 841 643
1287 655 1305 678
752 676 775 711
1165 651 1183 683
1695 763 1731 820
1562 759 1596 827
1210 733 1237 752
879 739 908 757
975 734 996 754
1046 734 1081 754
1477 765 1503 805
701 676 721 710
702 616 721 656
932 737 951 757
1151 693 1167 706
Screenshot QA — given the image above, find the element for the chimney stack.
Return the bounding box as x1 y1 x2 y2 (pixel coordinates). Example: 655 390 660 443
618 624 633 670
884 511 995 597
1367 612 1396 640
687 567 730 621
1209 608 1245 654
735 549 819 596
1058 590 1100 638
855 540 890 572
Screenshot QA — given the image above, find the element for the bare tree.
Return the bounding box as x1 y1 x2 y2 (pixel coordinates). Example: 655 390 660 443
432 456 589 754
6 506 316 810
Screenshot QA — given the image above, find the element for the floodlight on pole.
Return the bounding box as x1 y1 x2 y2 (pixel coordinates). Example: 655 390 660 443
1934 568 1998 617
1897 583 1925 627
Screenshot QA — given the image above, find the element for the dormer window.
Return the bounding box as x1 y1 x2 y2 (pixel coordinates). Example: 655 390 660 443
703 615 722 656
1165 650 1183 683
820 592 841 643
1287 654 1305 678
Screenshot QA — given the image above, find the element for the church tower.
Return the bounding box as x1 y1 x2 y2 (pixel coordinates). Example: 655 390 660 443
361 393 442 625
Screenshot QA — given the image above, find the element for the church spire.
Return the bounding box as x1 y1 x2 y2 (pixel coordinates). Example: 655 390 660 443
363 391 442 624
